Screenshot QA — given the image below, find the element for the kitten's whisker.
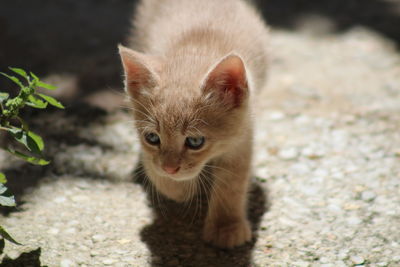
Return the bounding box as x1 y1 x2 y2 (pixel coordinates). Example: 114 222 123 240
201 167 231 189
197 178 203 218
197 173 212 218
200 169 231 214
189 179 199 225
199 172 212 204
128 97 157 121
182 180 195 221
124 102 157 123
192 103 213 117
204 164 241 180
155 181 168 218
125 107 157 125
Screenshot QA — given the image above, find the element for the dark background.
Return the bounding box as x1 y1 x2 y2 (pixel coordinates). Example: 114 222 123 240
0 0 399 102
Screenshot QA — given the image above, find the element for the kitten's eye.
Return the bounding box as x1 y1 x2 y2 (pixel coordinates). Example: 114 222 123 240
144 132 160 145
185 136 205 150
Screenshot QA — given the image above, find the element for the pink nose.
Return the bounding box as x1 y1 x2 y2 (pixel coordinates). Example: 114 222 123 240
162 165 180 174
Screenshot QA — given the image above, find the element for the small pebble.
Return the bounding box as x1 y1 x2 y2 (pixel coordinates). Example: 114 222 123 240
293 261 310 267
65 227 76 234
269 111 285 121
361 191 376 202
47 228 59 235
71 195 89 202
295 115 311 124
291 163 310 174
90 250 100 257
319 257 330 263
279 147 298 160
92 234 107 243
60 259 74 267
347 217 362 225
334 261 347 267
350 255 365 265
68 220 80 226
302 147 325 159
54 196 67 203
103 258 116 265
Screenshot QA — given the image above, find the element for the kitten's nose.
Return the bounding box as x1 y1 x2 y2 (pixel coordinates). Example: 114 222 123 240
162 165 180 174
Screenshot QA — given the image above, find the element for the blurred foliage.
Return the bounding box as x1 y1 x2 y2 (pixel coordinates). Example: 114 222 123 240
0 68 63 248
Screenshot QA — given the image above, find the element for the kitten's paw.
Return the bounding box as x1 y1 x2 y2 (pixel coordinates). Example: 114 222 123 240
203 219 252 248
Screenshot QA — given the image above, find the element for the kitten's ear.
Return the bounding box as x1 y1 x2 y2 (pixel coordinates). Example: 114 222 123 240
118 45 160 97
202 53 248 108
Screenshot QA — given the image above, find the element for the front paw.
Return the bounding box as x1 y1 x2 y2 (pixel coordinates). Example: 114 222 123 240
203 218 251 248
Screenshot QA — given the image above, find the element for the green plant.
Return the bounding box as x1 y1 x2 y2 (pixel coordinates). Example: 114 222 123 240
0 67 64 250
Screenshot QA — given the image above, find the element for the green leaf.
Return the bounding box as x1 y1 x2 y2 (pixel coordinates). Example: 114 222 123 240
9 67 28 79
28 131 44 152
37 93 64 109
30 72 39 82
0 72 23 88
7 128 30 151
0 226 22 245
0 195 15 207
7 128 43 154
0 92 9 103
27 95 48 109
0 184 15 207
7 127 26 145
36 81 56 90
7 148 49 165
0 184 6 194
0 172 6 184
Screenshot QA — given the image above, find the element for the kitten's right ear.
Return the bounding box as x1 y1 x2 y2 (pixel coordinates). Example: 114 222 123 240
202 53 248 109
118 45 160 97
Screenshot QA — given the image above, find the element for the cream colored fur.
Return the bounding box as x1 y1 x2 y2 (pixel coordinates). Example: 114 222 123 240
119 0 269 248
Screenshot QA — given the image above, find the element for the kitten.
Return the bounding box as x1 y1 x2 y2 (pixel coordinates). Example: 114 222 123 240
119 0 268 248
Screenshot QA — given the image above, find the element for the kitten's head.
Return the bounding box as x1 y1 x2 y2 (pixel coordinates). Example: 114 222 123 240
119 45 250 181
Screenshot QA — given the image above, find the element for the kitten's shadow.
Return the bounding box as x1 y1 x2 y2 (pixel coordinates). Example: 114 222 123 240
133 162 269 267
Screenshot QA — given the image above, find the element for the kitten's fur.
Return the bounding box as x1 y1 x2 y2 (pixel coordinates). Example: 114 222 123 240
119 0 268 248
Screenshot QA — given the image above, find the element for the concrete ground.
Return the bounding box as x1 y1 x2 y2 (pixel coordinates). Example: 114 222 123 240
0 1 399 266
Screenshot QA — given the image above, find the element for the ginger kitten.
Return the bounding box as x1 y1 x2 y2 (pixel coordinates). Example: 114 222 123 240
119 0 268 248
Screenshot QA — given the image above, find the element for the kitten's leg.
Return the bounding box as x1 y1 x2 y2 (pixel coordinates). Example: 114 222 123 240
203 145 252 248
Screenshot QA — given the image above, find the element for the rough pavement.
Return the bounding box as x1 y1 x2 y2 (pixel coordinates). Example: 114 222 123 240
1 1 400 266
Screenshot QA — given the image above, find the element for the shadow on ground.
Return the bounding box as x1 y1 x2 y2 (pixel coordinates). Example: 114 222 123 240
0 104 116 216
0 248 41 267
0 0 137 101
254 0 400 47
133 164 269 267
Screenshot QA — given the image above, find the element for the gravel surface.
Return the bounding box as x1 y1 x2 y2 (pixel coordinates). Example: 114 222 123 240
1 2 400 267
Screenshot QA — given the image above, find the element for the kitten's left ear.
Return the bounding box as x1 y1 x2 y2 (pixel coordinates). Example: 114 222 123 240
202 53 248 108
118 45 161 97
